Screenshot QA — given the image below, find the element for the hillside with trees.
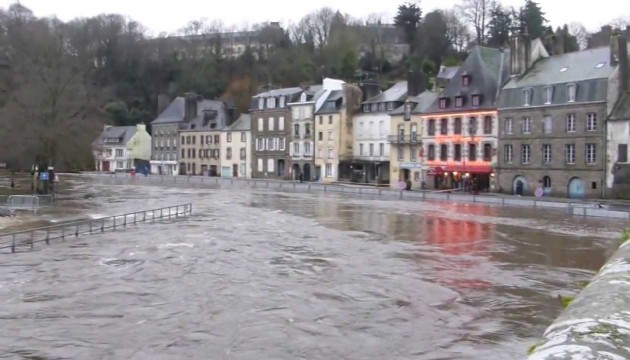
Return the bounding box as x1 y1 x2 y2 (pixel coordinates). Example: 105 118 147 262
0 0 627 170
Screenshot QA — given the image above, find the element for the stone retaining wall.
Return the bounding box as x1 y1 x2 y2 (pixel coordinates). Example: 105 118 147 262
527 237 630 359
83 174 630 220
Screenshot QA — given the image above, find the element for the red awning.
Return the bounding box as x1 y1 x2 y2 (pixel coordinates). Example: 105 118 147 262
444 163 492 174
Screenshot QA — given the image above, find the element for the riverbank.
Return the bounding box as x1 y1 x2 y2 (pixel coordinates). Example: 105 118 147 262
527 229 630 359
79 173 630 220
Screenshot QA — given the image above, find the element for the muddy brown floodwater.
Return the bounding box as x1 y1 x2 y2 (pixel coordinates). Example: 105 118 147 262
0 175 625 359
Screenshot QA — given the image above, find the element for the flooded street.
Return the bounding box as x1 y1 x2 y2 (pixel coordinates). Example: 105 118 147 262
0 176 625 359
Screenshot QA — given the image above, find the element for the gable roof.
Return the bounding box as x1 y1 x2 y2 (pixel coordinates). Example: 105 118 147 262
390 91 438 115
93 126 138 146
437 66 460 81
363 81 408 104
253 87 303 98
610 92 630 121
426 46 509 114
315 90 344 114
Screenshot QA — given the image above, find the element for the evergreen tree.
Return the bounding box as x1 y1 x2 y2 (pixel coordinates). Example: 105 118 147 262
487 4 513 48
518 0 547 39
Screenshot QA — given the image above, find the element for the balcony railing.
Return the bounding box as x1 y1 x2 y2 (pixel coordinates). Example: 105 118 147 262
387 135 421 144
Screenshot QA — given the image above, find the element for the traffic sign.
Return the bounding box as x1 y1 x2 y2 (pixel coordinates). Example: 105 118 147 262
535 187 544 197
39 172 49 181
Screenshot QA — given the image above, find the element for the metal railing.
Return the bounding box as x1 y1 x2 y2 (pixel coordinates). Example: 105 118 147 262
0 203 192 254
387 135 420 144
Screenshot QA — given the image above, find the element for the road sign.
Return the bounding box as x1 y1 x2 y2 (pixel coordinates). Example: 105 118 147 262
39 172 49 181
535 187 544 197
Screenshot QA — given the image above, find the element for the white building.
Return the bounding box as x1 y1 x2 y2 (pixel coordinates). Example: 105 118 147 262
220 114 252 178
352 81 408 185
93 124 152 173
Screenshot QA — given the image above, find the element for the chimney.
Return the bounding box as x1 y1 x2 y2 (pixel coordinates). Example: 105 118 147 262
358 80 381 102
552 35 565 56
103 125 112 132
184 92 198 122
616 34 629 93
136 123 147 132
157 94 170 115
509 31 531 77
406 70 426 97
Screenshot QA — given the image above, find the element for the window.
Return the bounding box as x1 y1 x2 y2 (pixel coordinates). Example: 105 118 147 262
292 106 300 120
469 143 477 161
468 117 477 135
186 136 191 144
293 142 300 155
328 130 333 140
543 176 551 188
369 143 374 156
359 144 364 156
267 158 275 172
206 135 211 144
404 104 412 121
115 149 123 157
522 117 531 134
328 115 333 124
543 144 552 164
483 143 492 161
567 84 577 102
483 116 492 135
192 136 196 145
319 116 323 125
566 114 576 132
504 145 513 163
279 117 285 131
543 116 552 134
454 144 462 161
440 144 448 161
521 144 531 164
455 96 463 107
379 121 385 136
241 132 246 142
267 97 276 108
258 98 264 109
214 135 220 144
258 118 263 131
440 118 448 135
256 138 263 151
411 124 418 141
363 104 369 112
439 98 448 109
472 94 480 106
317 132 323 141
227 133 232 142
117 161 124 169
268 117 274 131
328 148 334 159
586 144 596 164
586 113 597 131
181 149 185 158
618 144 628 162
428 119 436 135
505 118 513 134
240 148 246 160
454 118 462 135
305 142 311 156
294 124 300 137
566 144 576 164
523 89 532 106
411 145 417 161
181 136 185 144
257 158 263 171
428 144 435 161
325 164 333 177
280 138 286 151
398 146 404 161
279 96 285 108
462 75 471 86
226 147 232 160
544 86 553 104
379 143 384 156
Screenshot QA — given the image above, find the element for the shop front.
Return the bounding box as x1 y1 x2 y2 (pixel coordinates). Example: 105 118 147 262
425 162 494 192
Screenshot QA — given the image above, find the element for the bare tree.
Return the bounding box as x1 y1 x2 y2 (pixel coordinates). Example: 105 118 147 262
456 0 493 46
444 9 470 52
297 7 335 50
568 22 588 50
610 16 630 30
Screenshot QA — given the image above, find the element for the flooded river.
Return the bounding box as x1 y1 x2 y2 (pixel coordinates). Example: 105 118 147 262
0 176 625 359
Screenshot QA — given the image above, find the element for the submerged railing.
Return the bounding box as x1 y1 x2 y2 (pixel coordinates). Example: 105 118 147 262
0 203 192 254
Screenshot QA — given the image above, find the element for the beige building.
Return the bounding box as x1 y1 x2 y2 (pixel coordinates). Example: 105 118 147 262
179 130 222 176
389 91 437 189
220 114 252 178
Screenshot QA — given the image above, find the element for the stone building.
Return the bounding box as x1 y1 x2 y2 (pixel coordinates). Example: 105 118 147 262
288 84 325 181
220 114 252 178
497 33 629 199
250 87 303 179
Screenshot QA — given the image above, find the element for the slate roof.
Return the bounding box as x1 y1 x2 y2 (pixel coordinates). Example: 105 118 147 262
251 87 304 110
315 90 343 114
437 66 460 80
363 81 408 104
499 44 629 109
93 126 138 146
151 97 232 129
426 46 510 114
390 91 438 115
224 113 252 131
610 92 630 121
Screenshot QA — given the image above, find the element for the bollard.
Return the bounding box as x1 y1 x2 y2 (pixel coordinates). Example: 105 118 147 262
101 219 105 232
123 214 127 227
75 225 79 237
11 233 15 253
89 220 93 234
46 228 50 244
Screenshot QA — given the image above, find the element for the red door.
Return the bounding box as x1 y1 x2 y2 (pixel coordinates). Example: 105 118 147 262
102 161 110 172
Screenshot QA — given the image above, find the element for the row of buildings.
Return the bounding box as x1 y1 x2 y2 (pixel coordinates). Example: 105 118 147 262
93 31 630 199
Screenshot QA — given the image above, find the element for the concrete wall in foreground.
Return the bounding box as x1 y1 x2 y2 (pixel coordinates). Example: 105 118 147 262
527 239 630 359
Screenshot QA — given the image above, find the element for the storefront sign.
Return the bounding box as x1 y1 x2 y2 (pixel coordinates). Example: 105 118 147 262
400 162 423 169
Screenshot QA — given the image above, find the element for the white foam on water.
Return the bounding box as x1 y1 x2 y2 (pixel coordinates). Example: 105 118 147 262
157 243 194 249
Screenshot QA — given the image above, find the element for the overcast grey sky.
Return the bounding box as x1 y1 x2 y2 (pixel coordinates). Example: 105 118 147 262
1 0 627 36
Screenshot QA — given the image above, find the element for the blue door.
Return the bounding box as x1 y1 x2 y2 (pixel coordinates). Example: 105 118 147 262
568 177 585 199
221 166 231 178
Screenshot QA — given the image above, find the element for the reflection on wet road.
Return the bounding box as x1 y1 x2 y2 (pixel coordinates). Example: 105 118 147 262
0 176 624 359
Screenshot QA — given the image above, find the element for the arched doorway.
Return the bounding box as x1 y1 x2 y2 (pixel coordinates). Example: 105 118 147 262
292 163 301 180
303 164 311 182
512 175 527 195
277 159 286 178
542 176 552 196
568 177 585 199
179 162 186 175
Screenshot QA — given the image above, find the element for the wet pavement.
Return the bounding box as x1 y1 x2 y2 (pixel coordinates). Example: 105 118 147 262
0 175 625 359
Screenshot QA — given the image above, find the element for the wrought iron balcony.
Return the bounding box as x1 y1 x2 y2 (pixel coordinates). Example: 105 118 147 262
387 135 421 144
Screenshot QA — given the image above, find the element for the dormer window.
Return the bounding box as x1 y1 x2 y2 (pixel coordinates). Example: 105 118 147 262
404 103 412 121
363 104 370 112
472 94 481 106
523 89 532 106
567 84 577 103
258 98 264 109
544 86 553 105
300 93 307 102
462 75 471 86
387 102 394 111
279 96 285 108
455 96 463 107
371 103 378 111
378 103 386 111
439 97 448 109
267 97 276 108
